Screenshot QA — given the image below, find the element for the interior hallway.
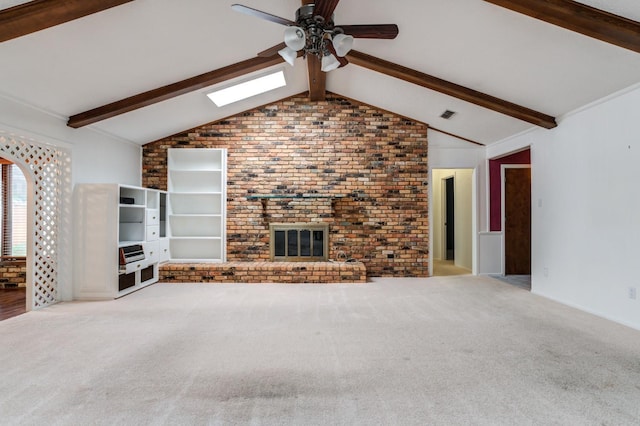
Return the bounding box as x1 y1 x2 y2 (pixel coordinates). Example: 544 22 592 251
1 276 639 425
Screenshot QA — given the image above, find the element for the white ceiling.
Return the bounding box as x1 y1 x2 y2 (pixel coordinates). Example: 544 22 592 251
0 0 639 146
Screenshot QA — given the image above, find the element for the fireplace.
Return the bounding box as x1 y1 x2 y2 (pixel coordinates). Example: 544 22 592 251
270 223 329 261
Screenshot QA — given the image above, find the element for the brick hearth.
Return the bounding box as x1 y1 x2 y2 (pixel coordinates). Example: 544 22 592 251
159 262 367 284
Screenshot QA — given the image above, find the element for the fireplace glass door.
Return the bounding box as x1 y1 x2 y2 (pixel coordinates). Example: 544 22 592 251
270 223 328 261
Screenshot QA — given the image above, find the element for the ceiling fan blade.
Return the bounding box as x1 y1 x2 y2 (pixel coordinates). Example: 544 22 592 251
231 4 295 26
314 0 340 22
257 43 287 57
339 24 399 39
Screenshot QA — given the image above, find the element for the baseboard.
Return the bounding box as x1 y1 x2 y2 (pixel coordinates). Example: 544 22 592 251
0 282 18 289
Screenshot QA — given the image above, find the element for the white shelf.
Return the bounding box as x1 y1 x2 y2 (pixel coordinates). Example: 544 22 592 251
169 215 221 237
119 223 145 243
169 193 222 214
169 170 222 193
146 190 160 209
120 186 145 205
119 205 145 221
167 148 226 262
170 238 223 261
118 240 145 247
118 205 145 243
168 148 224 171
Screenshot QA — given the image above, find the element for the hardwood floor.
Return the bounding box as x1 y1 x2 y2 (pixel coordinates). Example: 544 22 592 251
0 287 26 321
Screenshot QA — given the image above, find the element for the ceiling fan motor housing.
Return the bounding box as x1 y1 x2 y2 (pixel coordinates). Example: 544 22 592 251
295 4 335 56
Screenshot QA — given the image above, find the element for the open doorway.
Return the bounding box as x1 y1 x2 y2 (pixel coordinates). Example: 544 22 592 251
432 169 474 276
444 177 455 261
0 159 28 320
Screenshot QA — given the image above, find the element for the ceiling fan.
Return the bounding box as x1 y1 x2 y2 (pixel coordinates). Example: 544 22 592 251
231 0 399 72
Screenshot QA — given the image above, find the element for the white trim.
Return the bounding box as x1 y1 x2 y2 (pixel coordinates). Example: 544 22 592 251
0 152 36 311
471 168 478 275
429 167 478 276
558 81 640 122
490 81 640 149
0 91 139 147
490 126 538 152
82 125 141 148
532 290 640 332
0 123 72 150
0 90 67 121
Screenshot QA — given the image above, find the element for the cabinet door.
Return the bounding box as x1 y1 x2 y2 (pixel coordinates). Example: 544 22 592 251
146 225 160 241
147 209 160 225
145 241 160 263
159 239 170 263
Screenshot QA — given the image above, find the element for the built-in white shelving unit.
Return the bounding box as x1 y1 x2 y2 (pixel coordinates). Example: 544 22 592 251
73 184 168 299
167 148 227 262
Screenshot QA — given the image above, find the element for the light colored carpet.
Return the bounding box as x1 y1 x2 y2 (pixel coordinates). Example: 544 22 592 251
491 274 532 291
433 259 471 276
1 276 639 425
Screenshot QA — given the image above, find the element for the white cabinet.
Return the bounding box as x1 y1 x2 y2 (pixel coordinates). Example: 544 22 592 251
167 148 226 262
73 184 168 300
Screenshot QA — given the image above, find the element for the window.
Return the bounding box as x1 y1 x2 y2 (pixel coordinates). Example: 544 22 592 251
206 70 286 107
270 223 328 261
1 162 27 257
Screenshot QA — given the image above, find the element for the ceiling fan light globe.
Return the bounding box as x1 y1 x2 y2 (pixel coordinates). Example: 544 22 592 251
321 54 340 72
332 33 354 57
283 26 306 51
278 47 298 66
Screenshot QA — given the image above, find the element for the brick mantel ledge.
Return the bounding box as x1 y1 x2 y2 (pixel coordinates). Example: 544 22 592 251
159 261 367 284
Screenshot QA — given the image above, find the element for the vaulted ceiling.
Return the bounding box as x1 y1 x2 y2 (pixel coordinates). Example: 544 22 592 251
1 0 639 146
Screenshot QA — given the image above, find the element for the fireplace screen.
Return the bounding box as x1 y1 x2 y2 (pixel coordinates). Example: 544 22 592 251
270 223 329 261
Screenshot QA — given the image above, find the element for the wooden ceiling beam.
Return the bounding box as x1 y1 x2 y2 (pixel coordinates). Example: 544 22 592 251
347 50 557 129
484 0 640 54
0 0 134 43
68 55 284 128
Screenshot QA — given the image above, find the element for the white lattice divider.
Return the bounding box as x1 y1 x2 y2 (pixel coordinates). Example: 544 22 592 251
0 133 71 309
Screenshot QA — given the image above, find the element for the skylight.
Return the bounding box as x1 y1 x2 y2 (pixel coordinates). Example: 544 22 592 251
206 70 286 107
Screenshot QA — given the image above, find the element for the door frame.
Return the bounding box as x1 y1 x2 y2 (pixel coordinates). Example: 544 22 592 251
500 164 531 276
429 168 477 276
0 155 35 311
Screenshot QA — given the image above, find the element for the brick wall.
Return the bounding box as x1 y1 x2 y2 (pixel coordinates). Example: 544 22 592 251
0 259 27 287
143 93 429 277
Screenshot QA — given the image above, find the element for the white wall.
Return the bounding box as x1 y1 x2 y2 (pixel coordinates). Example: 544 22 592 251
488 83 640 330
0 95 141 185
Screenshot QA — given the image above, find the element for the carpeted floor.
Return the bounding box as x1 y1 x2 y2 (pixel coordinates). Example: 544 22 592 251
433 259 471 276
490 274 532 291
1 276 639 425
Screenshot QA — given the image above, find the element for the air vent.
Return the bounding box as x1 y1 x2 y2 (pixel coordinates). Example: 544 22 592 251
440 110 456 119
